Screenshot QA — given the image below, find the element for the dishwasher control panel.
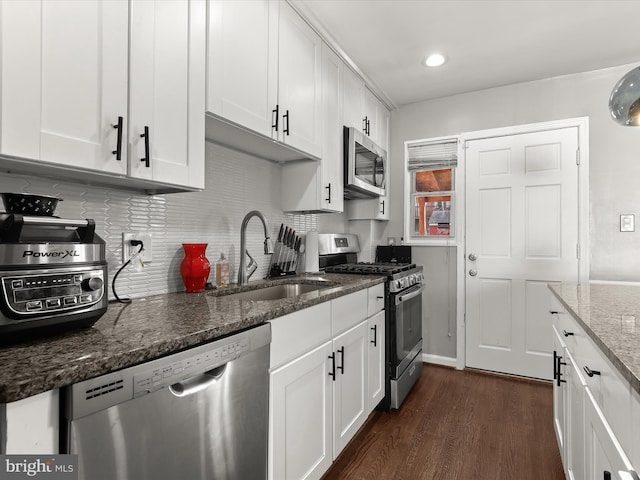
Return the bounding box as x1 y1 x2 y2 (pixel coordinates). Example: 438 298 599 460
133 337 250 397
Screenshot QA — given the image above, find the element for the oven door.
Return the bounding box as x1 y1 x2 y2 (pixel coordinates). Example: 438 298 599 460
392 283 424 378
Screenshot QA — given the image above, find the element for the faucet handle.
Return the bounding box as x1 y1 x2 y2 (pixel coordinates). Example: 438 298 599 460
264 237 274 255
246 250 258 279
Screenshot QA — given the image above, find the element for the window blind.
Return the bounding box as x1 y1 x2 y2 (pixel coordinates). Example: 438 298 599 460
407 140 458 171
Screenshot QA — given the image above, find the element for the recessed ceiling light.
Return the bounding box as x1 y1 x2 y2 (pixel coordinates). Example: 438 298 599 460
424 53 446 67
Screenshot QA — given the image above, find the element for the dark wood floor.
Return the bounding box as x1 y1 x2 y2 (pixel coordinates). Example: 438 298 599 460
322 364 565 480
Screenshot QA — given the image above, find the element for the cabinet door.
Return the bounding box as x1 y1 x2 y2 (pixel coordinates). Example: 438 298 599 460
270 341 333 480
0 0 128 174
566 349 588 480
207 0 277 138
346 196 389 221
367 310 385 411
333 320 368 458
343 67 365 133
278 2 322 158
129 0 205 189
363 88 379 140
584 387 637 480
320 43 344 212
553 325 568 465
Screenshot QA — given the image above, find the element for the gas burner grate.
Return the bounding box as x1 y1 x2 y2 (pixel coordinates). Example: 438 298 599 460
324 262 416 275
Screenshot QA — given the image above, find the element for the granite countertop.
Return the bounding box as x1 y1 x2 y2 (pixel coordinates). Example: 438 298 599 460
0 273 384 403
549 283 640 396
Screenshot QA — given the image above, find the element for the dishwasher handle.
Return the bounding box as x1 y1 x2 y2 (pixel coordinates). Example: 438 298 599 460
169 364 227 397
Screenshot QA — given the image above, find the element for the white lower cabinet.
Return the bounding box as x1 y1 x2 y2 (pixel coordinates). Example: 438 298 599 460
269 286 385 480
270 341 333 480
552 325 567 464
551 292 638 480
367 310 385 411
2 390 59 454
332 320 368 458
584 386 636 480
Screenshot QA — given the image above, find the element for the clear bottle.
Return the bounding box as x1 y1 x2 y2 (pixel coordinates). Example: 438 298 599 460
216 253 230 288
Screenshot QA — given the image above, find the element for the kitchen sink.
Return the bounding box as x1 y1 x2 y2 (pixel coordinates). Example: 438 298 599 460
223 282 334 301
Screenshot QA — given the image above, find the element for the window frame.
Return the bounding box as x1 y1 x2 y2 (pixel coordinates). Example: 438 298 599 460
403 135 462 246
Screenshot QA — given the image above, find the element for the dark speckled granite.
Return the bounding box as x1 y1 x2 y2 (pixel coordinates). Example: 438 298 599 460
0 273 384 403
549 283 640 396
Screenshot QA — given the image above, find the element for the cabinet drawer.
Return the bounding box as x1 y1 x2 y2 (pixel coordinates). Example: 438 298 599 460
332 289 367 336
367 284 385 317
269 302 331 370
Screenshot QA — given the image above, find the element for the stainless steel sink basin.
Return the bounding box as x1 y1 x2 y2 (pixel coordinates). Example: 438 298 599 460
225 282 333 301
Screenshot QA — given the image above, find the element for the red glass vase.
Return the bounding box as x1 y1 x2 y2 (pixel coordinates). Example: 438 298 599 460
180 243 211 293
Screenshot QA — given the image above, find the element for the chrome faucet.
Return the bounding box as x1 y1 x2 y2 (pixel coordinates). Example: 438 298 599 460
238 210 273 285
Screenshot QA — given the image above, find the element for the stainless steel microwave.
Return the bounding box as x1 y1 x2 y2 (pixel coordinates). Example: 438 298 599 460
343 126 387 199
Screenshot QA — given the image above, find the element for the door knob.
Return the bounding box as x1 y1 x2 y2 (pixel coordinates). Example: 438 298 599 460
468 253 477 261
469 269 477 277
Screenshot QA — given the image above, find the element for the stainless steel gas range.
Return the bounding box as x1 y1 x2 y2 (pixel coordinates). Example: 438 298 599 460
319 234 424 409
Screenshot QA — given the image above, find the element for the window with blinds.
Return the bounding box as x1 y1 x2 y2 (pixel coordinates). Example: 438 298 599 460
405 138 458 240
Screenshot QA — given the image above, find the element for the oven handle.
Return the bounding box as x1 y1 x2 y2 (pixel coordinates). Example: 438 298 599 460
395 284 425 306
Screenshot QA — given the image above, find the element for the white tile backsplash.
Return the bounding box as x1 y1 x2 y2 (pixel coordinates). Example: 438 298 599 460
0 142 317 299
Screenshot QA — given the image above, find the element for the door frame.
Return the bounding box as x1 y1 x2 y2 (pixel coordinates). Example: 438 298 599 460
455 117 590 371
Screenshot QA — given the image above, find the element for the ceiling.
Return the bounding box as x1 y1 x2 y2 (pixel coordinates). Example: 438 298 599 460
292 0 640 107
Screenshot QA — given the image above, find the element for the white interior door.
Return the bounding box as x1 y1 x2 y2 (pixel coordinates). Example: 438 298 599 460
465 127 580 379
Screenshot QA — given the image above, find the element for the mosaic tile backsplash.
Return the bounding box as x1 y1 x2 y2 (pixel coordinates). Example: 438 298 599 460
0 142 317 299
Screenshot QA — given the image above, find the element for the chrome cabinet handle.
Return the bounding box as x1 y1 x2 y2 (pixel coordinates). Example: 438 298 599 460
325 183 331 203
380 200 385 215
112 116 123 160
371 325 377 347
140 126 150 168
469 269 477 277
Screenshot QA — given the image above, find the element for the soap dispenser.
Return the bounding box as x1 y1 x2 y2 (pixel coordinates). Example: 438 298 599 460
216 253 230 288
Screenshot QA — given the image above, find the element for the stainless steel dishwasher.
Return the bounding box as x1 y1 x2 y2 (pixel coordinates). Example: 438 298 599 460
62 323 270 480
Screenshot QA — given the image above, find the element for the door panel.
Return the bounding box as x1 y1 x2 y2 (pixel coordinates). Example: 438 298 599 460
466 127 579 379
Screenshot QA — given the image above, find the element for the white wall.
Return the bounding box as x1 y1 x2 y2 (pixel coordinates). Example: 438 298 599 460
387 62 640 282
386 62 640 360
0 142 316 299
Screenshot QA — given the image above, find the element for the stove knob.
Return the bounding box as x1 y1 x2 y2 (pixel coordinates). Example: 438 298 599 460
82 277 103 292
395 279 403 290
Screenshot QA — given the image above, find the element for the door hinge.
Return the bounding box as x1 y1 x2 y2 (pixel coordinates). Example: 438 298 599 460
576 148 580 165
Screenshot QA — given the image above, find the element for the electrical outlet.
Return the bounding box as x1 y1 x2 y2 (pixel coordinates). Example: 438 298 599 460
122 232 153 263
620 214 635 232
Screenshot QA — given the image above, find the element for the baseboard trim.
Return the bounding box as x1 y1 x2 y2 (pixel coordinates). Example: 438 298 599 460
422 353 457 368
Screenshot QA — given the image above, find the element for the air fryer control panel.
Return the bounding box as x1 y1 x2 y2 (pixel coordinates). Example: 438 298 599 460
1 267 105 317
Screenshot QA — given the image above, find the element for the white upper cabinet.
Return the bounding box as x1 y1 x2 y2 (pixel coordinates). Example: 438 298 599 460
129 0 205 189
207 0 322 160
0 0 205 192
0 0 128 175
281 42 343 213
343 67 366 134
207 0 277 138
277 2 322 157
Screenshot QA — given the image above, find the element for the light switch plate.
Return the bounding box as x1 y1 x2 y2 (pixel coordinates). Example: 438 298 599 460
620 214 635 232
